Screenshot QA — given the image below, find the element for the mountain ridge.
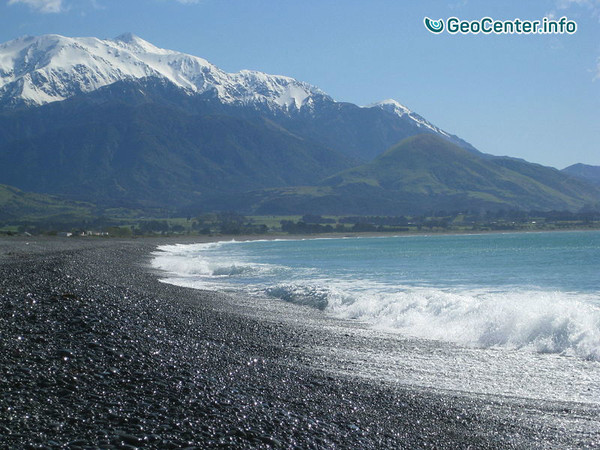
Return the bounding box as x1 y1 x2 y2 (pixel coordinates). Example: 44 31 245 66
0 78 354 207
0 33 468 150
0 33 597 217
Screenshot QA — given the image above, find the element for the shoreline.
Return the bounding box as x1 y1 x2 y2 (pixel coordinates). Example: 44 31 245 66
69 226 600 253
1 237 598 447
4 223 599 245
99 225 600 244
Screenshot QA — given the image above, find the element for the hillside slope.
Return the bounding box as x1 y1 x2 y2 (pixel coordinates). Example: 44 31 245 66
0 80 352 207
0 184 94 221
235 135 600 215
562 163 600 187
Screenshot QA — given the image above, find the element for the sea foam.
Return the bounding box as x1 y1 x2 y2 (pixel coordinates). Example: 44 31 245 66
152 240 600 361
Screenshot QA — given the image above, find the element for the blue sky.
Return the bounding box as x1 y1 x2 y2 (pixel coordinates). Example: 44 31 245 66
1 0 598 169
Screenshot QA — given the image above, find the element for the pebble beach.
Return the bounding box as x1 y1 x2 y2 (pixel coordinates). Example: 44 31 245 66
1 237 597 449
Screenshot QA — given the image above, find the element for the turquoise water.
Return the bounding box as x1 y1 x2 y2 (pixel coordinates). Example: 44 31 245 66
153 231 600 361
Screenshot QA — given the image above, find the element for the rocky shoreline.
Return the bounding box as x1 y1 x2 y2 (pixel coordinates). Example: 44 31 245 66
0 237 596 448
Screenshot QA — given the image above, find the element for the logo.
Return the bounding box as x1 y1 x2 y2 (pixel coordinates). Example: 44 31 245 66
424 17 444 34
423 16 577 35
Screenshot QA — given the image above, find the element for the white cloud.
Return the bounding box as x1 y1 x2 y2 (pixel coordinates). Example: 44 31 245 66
551 0 600 19
8 0 63 13
7 0 201 15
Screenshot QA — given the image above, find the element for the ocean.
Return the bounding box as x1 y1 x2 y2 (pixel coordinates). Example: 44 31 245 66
152 231 600 407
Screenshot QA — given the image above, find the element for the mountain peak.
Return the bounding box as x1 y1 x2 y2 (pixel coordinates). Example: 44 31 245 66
114 32 140 43
0 32 463 148
0 33 331 112
369 99 411 115
367 99 451 138
562 163 600 186
112 32 160 53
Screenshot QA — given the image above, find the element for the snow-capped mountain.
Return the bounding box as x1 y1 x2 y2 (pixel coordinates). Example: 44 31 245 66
0 33 450 136
0 33 330 110
368 99 450 138
1 33 598 215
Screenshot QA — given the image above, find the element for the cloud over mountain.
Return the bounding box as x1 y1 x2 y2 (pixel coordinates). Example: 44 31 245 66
8 0 63 13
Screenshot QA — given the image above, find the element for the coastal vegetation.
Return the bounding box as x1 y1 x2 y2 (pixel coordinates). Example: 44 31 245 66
2 210 598 237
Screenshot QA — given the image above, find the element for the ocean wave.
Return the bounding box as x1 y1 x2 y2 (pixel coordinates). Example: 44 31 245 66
151 239 600 361
265 284 336 310
265 282 600 361
152 241 287 279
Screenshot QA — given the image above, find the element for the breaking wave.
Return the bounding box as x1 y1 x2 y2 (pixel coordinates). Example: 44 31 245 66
266 281 600 360
152 239 600 361
151 241 284 280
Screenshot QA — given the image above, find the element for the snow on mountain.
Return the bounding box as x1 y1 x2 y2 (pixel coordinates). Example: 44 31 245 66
369 99 411 116
0 32 456 141
0 33 329 111
367 99 450 137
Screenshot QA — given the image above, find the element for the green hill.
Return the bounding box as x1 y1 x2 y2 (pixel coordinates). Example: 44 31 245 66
234 135 600 215
0 184 94 221
562 163 600 187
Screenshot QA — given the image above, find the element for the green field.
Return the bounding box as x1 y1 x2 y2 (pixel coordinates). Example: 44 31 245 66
2 205 599 238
